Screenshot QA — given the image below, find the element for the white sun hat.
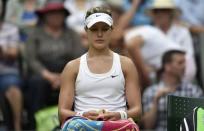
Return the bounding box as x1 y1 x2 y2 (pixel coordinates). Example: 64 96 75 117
85 13 113 29
149 0 177 10
146 0 181 16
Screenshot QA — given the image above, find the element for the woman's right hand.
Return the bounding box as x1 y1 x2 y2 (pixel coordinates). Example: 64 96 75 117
42 70 61 89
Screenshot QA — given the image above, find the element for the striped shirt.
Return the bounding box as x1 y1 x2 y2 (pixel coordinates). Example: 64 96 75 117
142 81 203 131
0 22 19 75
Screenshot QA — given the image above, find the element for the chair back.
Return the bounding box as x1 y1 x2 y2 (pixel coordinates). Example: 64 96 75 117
35 106 60 131
167 95 204 131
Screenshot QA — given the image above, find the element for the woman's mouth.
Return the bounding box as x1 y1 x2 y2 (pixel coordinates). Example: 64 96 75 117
95 39 104 43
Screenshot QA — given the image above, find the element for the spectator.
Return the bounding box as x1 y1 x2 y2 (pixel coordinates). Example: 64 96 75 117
64 0 104 33
5 0 45 28
24 0 85 129
123 0 153 26
141 50 203 131
5 0 46 42
147 0 196 82
64 0 104 48
125 25 182 91
107 0 141 55
174 0 204 34
0 14 23 131
59 6 142 130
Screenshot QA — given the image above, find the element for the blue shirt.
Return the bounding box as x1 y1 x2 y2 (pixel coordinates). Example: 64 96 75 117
21 11 37 23
174 0 204 26
123 0 153 25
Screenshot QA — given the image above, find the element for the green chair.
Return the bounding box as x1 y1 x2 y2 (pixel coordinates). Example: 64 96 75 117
167 95 204 131
35 106 60 131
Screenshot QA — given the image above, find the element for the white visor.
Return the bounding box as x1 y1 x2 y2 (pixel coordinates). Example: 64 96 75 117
85 13 113 28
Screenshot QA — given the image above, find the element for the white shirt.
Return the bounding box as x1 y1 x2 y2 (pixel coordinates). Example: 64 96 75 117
167 24 194 56
0 22 19 51
166 24 196 82
174 0 204 26
74 53 127 112
125 25 182 69
64 0 104 33
0 22 19 74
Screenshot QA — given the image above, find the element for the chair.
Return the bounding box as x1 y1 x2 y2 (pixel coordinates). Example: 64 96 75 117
35 106 60 131
167 95 204 131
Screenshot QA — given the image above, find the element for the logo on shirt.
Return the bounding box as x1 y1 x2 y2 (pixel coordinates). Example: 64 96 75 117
111 75 118 78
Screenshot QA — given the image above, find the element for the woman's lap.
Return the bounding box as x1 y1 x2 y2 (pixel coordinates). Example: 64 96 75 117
0 74 22 91
62 117 139 131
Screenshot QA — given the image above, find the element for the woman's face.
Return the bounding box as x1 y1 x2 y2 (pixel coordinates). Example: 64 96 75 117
44 10 66 28
151 9 174 26
86 22 112 50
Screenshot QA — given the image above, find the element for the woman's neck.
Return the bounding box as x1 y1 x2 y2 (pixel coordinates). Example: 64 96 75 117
88 47 112 58
157 23 172 34
161 25 170 34
44 25 63 38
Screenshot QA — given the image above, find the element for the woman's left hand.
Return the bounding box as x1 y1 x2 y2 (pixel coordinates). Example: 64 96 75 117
102 112 121 121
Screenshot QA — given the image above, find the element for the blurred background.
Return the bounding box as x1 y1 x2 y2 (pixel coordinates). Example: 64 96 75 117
0 0 204 131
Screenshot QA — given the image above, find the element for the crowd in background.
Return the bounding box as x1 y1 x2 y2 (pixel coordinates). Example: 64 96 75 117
0 0 204 131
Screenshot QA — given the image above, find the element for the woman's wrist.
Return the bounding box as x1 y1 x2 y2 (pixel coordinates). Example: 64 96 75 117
75 111 85 117
42 69 51 80
119 111 128 119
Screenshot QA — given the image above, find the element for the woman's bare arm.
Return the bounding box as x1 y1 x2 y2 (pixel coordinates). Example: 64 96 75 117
121 56 142 120
126 36 151 91
58 59 80 125
112 0 141 42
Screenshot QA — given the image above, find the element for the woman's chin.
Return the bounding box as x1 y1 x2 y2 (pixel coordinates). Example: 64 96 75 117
93 43 107 50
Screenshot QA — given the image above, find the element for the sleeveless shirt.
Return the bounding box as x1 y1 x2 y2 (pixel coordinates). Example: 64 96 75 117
74 52 126 112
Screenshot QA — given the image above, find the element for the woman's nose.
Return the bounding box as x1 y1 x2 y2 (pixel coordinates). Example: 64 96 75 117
97 29 103 37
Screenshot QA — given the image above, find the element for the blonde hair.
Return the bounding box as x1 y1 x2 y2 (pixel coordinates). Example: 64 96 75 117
85 6 112 19
85 6 113 30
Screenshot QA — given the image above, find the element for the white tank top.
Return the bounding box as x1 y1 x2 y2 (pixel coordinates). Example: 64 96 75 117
74 52 126 112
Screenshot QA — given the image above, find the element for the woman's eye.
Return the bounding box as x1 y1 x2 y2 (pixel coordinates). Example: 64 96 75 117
90 28 98 32
102 28 110 31
89 28 110 32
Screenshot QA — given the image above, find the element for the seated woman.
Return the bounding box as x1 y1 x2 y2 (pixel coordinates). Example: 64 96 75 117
0 19 23 131
58 6 142 131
